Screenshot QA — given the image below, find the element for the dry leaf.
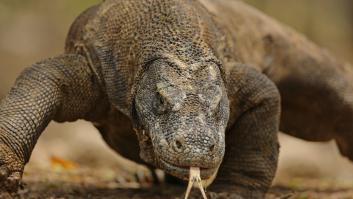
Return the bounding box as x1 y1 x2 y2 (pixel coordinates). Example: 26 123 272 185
50 156 78 170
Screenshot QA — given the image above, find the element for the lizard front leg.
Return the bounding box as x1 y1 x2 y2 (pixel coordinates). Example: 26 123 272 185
0 54 102 191
209 65 280 199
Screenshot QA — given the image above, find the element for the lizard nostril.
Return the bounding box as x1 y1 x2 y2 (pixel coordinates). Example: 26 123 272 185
209 144 215 152
175 140 183 150
172 136 185 152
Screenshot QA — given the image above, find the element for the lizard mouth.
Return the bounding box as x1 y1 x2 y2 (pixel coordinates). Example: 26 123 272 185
159 158 216 181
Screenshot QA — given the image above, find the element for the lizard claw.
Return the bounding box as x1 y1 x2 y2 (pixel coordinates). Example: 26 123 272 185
0 143 24 193
4 172 22 192
0 166 10 181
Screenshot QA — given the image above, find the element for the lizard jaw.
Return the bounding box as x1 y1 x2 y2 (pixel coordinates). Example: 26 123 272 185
159 158 218 182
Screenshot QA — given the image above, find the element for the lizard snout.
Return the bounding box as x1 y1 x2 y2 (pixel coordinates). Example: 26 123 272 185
157 127 224 171
156 129 224 180
171 133 217 155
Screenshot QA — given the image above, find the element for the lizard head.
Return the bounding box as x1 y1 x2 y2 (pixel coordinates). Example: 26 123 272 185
133 57 229 181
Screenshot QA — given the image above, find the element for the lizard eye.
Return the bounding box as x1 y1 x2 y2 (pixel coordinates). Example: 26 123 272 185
158 94 165 105
155 92 168 114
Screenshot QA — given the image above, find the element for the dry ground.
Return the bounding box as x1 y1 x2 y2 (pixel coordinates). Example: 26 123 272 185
1 166 353 199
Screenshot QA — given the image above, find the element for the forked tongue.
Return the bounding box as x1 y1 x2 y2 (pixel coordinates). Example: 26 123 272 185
184 167 208 199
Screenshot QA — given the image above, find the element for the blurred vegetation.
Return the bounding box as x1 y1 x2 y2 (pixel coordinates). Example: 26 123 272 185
0 0 101 95
244 0 353 62
0 0 99 20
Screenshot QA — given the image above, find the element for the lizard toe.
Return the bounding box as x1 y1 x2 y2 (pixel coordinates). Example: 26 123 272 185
4 172 22 192
0 143 24 192
0 166 10 181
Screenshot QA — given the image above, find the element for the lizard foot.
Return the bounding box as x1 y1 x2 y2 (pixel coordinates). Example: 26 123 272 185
0 142 24 192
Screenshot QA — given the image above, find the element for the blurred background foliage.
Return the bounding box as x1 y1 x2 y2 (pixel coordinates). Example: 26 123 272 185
0 0 352 184
245 0 353 63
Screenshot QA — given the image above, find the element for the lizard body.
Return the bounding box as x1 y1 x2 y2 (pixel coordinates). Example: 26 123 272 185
1 0 352 198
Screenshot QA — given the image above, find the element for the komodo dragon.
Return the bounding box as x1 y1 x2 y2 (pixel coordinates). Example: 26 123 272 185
1 0 352 198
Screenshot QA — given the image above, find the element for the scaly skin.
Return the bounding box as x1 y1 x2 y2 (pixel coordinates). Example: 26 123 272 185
0 0 352 198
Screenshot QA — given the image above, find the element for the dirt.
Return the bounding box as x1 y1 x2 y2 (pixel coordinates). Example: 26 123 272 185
1 167 353 199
